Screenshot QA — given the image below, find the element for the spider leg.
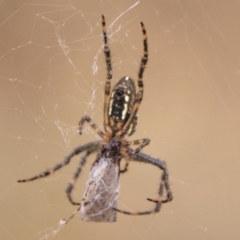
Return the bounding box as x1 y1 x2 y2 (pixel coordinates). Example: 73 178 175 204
119 161 129 173
113 152 173 216
102 15 113 131
78 115 106 139
127 115 138 137
132 152 173 203
66 148 98 206
117 22 148 137
118 138 150 175
137 22 148 93
17 141 100 183
122 138 150 155
113 183 164 215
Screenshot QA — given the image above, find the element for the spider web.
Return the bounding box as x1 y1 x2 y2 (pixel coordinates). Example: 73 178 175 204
1 1 240 240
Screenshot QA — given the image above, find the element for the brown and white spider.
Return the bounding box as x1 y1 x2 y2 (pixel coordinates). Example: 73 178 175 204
18 15 173 222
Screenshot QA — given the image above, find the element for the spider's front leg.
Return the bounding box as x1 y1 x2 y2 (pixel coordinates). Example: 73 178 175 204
116 138 150 177
133 152 173 204
113 151 173 216
17 141 100 183
66 149 97 206
123 139 173 205
122 138 150 156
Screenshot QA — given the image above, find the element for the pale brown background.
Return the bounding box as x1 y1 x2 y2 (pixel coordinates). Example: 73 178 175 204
1 1 240 240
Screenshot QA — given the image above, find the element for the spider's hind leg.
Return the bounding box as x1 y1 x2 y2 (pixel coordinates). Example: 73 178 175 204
116 22 148 138
101 15 113 130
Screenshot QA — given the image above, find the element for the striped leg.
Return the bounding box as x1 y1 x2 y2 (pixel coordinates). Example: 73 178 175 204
118 138 150 175
66 148 98 206
122 138 150 156
78 115 105 139
117 22 148 137
17 141 100 183
102 15 113 131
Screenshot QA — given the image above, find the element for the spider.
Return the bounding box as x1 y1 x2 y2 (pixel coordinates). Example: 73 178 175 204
18 15 173 221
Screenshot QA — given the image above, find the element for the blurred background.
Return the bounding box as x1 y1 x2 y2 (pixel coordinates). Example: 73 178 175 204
1 1 240 240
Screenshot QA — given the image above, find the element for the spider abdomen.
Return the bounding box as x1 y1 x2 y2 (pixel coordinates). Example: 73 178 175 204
108 76 136 133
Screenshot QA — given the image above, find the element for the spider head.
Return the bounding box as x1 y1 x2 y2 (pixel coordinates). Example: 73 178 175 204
101 137 122 159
